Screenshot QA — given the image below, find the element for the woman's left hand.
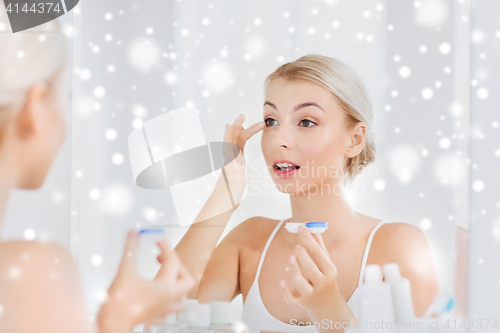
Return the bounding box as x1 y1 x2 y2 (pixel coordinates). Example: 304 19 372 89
279 224 340 312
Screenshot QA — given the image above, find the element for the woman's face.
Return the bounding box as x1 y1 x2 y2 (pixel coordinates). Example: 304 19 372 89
16 77 66 190
261 78 352 195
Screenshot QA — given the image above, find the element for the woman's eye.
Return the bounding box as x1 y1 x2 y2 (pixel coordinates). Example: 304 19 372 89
299 119 316 127
264 118 316 127
264 117 278 127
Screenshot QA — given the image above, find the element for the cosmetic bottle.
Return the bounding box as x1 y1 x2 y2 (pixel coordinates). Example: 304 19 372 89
423 292 456 318
185 303 214 333
382 263 415 325
150 314 181 333
210 301 242 332
357 264 395 330
177 299 200 331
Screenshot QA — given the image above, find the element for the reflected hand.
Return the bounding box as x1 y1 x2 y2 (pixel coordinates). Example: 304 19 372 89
97 230 195 333
219 114 265 204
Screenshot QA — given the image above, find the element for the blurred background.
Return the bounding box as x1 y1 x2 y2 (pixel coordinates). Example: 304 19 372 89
2 0 499 325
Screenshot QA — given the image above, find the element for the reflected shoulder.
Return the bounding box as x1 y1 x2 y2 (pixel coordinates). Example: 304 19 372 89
0 240 73 264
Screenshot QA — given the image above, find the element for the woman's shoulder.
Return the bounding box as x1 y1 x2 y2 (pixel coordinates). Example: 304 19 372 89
371 221 432 261
235 215 281 232
377 221 429 241
0 240 76 282
223 216 282 249
0 240 94 332
0 239 72 261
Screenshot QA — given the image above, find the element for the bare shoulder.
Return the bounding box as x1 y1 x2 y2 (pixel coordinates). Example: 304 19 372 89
0 241 93 332
369 221 437 275
374 222 430 249
0 240 80 291
222 216 280 248
0 240 74 267
370 222 440 316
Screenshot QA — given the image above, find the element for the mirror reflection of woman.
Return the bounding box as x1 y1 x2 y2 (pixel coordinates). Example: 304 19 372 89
161 54 441 332
0 10 194 333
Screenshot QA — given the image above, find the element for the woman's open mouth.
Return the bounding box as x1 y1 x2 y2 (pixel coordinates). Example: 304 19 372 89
273 162 300 178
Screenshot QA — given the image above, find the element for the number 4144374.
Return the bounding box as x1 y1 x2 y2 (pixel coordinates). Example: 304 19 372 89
6 2 62 14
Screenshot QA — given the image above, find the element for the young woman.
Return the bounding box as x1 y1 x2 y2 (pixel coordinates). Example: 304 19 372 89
170 54 440 332
0 10 194 333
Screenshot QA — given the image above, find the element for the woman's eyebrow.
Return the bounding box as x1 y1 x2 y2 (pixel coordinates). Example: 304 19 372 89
263 101 324 112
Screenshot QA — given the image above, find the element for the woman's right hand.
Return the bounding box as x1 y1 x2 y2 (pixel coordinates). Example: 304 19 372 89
97 230 195 333
218 114 266 205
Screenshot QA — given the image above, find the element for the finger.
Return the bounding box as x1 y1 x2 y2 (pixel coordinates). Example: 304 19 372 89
155 240 181 281
294 244 323 286
156 257 181 286
117 229 140 274
285 255 314 299
235 121 266 149
279 280 300 306
230 114 246 141
156 239 174 263
223 124 234 143
297 225 334 275
232 113 245 127
311 233 329 257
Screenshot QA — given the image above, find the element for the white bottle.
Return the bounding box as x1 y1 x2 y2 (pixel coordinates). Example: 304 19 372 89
210 301 240 333
382 263 415 325
186 303 214 333
357 264 395 331
177 299 200 331
150 313 181 333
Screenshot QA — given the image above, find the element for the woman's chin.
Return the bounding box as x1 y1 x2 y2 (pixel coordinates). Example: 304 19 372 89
273 181 305 195
18 175 47 190
272 178 341 197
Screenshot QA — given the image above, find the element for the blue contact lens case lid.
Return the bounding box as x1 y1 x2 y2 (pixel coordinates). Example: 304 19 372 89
306 222 328 228
139 228 165 234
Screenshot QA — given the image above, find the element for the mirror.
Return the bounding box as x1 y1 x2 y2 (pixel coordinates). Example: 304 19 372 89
8 0 500 330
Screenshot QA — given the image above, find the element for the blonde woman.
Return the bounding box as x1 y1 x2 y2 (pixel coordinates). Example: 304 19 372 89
168 55 440 332
0 9 194 333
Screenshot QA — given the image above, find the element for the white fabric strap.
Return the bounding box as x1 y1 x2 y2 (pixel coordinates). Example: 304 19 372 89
357 220 387 286
255 219 285 278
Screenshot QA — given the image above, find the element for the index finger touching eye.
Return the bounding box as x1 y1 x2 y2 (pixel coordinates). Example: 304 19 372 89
236 121 266 146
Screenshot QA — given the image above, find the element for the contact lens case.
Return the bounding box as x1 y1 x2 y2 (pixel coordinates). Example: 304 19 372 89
285 222 328 234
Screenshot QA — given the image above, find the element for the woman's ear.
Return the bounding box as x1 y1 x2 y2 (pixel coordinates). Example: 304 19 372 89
16 83 49 139
345 121 366 158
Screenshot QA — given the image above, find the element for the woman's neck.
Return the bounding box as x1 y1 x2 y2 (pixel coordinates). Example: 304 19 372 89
287 183 361 241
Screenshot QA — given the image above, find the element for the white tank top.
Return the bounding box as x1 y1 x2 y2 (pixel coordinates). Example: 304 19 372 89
241 219 388 333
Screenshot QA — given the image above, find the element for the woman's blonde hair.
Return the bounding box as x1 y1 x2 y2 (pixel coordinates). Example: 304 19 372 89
263 54 375 183
0 6 67 141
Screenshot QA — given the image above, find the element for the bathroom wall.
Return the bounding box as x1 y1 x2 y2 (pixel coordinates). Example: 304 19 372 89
467 0 500 320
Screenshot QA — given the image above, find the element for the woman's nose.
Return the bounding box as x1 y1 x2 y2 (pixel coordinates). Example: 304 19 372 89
274 126 292 149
